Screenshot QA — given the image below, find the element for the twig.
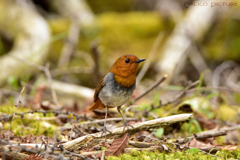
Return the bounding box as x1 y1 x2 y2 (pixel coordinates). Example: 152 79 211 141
11 56 59 105
188 43 212 86
151 80 199 110
44 63 58 105
129 141 155 148
62 114 192 150
50 66 92 77
132 74 168 103
60 117 137 131
58 19 80 67
175 130 227 144
125 146 167 153
187 86 240 94
40 79 94 99
101 150 105 160
218 125 240 132
0 110 93 122
91 40 102 85
188 147 220 158
8 86 25 132
136 32 164 84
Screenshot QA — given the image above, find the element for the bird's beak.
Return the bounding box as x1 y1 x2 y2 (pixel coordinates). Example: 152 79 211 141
134 58 146 63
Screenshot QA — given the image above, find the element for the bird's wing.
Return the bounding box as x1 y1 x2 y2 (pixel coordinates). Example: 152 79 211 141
93 75 105 102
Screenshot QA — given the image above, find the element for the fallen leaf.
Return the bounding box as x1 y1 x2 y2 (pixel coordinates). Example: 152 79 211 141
96 133 129 158
31 85 46 110
184 138 219 153
24 154 44 160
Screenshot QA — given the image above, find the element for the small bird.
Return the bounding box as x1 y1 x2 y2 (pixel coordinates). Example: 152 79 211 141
89 54 145 141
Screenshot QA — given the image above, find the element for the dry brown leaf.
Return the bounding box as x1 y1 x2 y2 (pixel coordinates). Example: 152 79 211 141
186 138 219 153
187 138 239 153
189 138 214 148
96 133 129 158
24 154 44 160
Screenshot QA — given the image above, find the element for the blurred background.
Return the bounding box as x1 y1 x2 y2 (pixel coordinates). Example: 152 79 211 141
1 0 240 147
0 0 240 112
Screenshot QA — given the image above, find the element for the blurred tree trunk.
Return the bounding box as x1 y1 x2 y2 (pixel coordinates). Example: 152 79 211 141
155 1 219 84
0 0 50 86
48 0 95 26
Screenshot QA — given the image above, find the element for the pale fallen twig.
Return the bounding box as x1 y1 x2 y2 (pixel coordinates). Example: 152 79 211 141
60 117 137 131
62 114 192 150
8 86 25 133
175 130 227 144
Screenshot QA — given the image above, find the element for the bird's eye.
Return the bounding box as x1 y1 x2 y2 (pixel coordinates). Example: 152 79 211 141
125 58 130 63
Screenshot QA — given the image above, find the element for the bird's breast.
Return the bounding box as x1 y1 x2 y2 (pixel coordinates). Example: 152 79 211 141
98 72 135 107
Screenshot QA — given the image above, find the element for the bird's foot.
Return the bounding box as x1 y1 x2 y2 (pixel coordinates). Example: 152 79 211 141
101 127 112 142
123 121 134 132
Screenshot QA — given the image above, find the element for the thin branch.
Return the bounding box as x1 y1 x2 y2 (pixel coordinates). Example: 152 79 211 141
8 86 25 132
60 117 137 131
91 40 102 85
188 43 212 86
187 86 240 94
136 32 164 84
151 80 199 110
62 114 192 150
10 55 45 71
58 19 80 67
44 63 58 105
11 56 59 105
196 148 220 159
132 74 168 103
50 66 92 77
0 110 93 122
175 130 227 144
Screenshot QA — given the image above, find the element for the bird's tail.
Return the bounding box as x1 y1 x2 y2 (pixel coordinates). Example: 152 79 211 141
88 98 106 110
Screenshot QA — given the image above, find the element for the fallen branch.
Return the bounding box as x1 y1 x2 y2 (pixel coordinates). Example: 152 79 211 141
175 130 227 144
60 117 137 131
129 141 155 148
62 114 192 150
40 79 94 99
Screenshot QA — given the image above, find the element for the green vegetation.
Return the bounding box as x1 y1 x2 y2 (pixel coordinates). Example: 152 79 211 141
0 105 57 137
107 150 239 160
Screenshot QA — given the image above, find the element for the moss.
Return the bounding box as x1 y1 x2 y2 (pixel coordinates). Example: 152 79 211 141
108 150 221 160
0 105 57 137
216 105 237 121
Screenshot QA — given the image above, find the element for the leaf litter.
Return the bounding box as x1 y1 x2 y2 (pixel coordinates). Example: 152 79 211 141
1 79 240 159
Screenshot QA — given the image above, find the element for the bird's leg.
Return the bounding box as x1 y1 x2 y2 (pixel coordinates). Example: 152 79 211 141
117 106 134 132
101 106 112 142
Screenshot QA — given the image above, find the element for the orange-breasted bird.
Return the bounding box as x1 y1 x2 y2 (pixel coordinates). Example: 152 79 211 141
89 54 145 141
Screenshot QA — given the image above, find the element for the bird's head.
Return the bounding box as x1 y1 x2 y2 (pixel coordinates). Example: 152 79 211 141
110 54 145 78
